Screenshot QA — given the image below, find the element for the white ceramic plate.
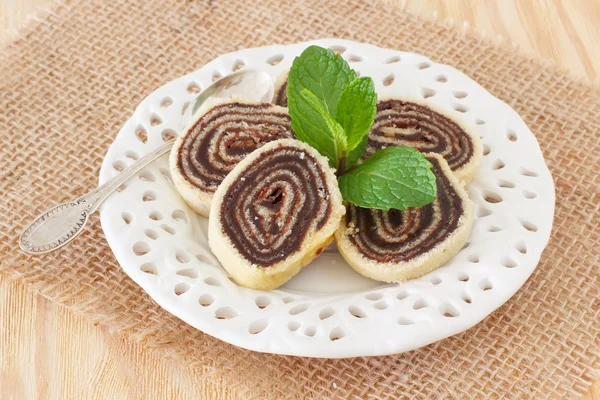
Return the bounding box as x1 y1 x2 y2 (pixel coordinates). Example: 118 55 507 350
99 39 555 358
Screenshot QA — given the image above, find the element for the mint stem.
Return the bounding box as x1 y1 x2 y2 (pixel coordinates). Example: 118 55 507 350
337 154 347 177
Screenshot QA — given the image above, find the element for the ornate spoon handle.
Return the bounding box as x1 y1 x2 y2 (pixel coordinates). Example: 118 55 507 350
19 139 175 255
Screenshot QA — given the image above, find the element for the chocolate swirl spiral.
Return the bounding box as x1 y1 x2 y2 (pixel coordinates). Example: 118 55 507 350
176 102 294 193
343 156 464 263
219 144 333 267
274 80 288 107
366 99 476 173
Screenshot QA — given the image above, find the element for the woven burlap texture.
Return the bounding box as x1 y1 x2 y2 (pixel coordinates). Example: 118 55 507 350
1 0 599 398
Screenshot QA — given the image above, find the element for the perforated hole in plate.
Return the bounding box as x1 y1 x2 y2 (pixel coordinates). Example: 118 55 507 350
383 74 394 86
454 104 468 113
476 206 492 218
365 292 383 301
176 268 198 279
249 319 269 335
159 168 173 185
212 71 222 82
523 190 537 199
215 307 238 319
142 191 156 202
440 302 460 318
187 82 201 94
329 327 345 341
144 229 159 240
385 55 401 63
161 129 177 142
289 304 309 315
488 225 502 233
483 144 491 156
319 307 336 320
174 282 190 296
348 305 366 318
461 292 472 304
135 126 148 144
430 276 442 285
373 300 389 310
282 296 295 304
255 296 271 309
436 75 448 83
266 54 284 66
413 298 428 310
160 97 173 108
501 256 518 268
492 159 506 170
520 167 538 177
172 210 188 224
515 240 528 254
121 212 133 225
475 118 486 125
479 279 494 291
175 250 190 264
113 160 125 172
203 276 221 286
417 61 431 69
125 151 139 160
140 262 157 275
457 272 470 282
520 219 539 232
287 321 301 331
329 45 346 54
421 87 436 99
232 59 245 71
506 129 518 142
139 171 155 182
346 54 363 62
396 290 409 300
304 326 316 337
148 211 163 221
199 293 215 307
498 179 515 189
181 101 190 116
483 191 503 204
150 114 163 126
467 254 480 263
398 317 414 326
453 90 468 99
133 241 150 256
161 224 175 234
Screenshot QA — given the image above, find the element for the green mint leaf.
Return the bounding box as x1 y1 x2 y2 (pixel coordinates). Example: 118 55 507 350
288 45 357 119
299 88 347 153
344 135 368 171
335 77 377 152
338 147 437 210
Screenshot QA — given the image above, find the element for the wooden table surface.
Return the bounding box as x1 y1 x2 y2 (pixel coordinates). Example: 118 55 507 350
1 0 599 398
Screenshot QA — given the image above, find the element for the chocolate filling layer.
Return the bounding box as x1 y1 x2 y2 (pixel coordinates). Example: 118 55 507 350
345 157 463 263
177 102 294 192
366 100 475 171
274 80 288 107
220 146 332 266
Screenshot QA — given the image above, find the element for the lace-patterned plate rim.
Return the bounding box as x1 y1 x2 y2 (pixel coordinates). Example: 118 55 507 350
98 39 555 358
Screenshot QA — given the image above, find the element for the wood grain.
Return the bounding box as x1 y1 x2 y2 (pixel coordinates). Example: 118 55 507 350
1 0 599 398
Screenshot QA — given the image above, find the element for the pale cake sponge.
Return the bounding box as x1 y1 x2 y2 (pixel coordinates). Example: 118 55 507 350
169 98 294 217
367 97 482 184
208 139 345 290
335 153 473 283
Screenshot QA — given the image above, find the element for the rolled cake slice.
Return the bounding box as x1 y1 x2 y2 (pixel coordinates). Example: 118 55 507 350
209 139 345 290
366 98 482 184
170 100 294 216
273 71 288 107
335 153 473 283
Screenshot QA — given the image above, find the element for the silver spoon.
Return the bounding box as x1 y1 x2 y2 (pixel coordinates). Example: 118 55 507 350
20 70 275 255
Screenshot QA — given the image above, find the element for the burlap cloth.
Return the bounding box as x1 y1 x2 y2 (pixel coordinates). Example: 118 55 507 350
1 0 599 398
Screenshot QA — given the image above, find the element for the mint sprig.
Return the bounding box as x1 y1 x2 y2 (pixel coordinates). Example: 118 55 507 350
287 45 437 211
